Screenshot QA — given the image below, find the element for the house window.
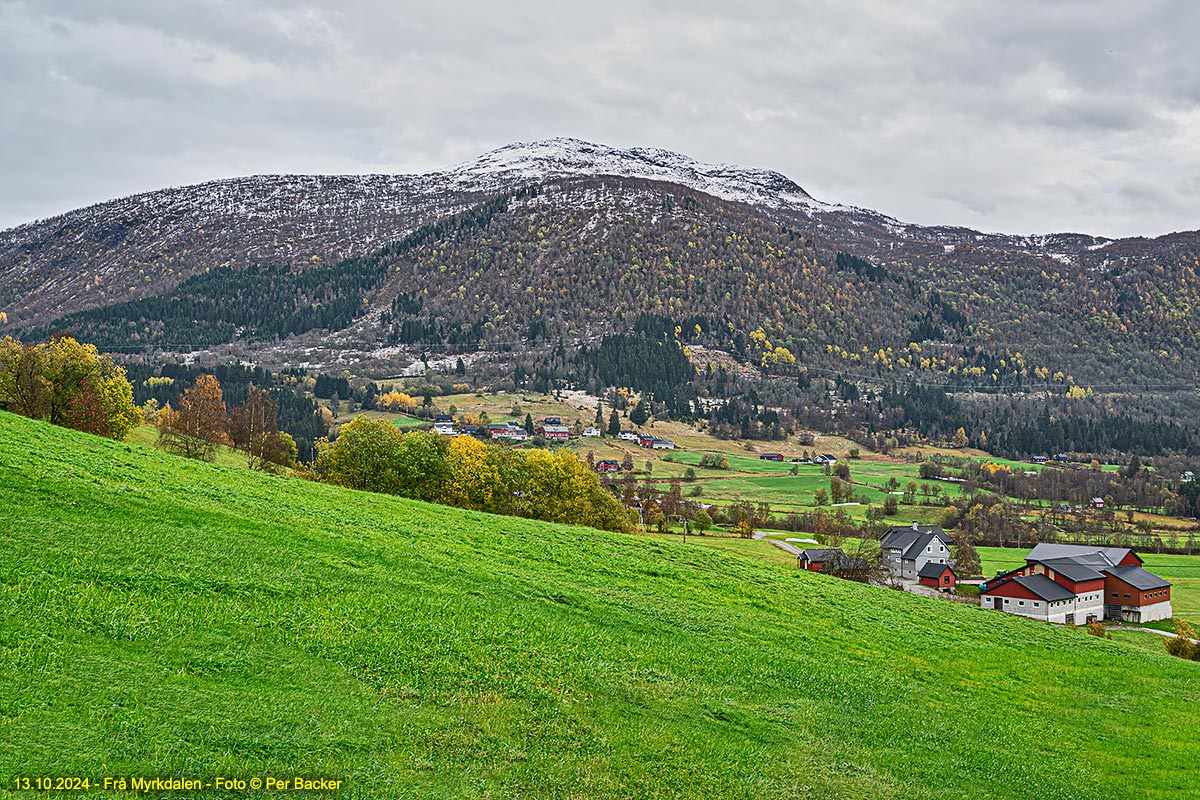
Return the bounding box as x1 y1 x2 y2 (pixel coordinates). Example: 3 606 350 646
1124 594 1131 599
1033 602 1039 607
1111 592 1118 598
1019 601 1025 606
944 576 951 584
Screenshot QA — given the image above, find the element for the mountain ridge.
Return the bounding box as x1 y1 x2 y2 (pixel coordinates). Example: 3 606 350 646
2 138 1198 390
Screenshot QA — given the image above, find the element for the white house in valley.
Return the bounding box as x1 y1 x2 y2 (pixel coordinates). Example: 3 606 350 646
879 524 952 582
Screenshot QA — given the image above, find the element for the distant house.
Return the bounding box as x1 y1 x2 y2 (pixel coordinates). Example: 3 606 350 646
1031 455 1048 464
582 427 601 438
618 430 640 442
798 548 869 581
797 548 844 572
814 453 838 466
458 425 481 437
538 424 571 442
918 562 957 591
1053 453 1071 463
759 453 785 462
433 422 457 436
1089 497 1106 510
433 414 453 424
595 459 621 473
1182 471 1196 484
879 524 952 581
543 417 561 425
490 423 528 442
651 438 675 450
979 543 1171 624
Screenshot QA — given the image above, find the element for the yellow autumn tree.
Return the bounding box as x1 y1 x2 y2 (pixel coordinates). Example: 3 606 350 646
952 427 969 448
377 391 417 413
443 435 504 510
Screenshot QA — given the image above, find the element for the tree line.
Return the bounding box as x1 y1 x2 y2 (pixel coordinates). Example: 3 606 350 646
309 417 632 533
150 373 297 470
0 335 140 440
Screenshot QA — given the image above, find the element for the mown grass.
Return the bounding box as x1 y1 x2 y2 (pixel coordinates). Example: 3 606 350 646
2 410 1199 798
126 424 248 469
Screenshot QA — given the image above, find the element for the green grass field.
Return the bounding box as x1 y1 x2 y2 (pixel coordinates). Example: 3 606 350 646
126 425 249 469
3 411 1199 798
1105 630 1171 655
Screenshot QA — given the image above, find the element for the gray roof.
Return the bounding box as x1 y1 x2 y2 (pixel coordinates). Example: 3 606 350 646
918 562 955 579
1025 543 1138 567
1038 557 1105 583
984 574 1075 602
1104 565 1171 591
881 525 951 557
798 548 844 563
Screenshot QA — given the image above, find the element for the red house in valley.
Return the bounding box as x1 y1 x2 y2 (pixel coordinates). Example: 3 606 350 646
797 548 842 572
979 544 1172 624
537 424 570 442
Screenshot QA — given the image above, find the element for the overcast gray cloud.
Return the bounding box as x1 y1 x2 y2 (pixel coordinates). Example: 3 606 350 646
1 0 1197 237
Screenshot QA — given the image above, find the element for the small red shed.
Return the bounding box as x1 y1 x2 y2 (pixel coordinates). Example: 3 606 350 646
918 562 957 591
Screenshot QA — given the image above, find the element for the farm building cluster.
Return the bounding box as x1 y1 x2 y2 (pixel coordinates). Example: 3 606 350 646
429 414 676 451
979 544 1172 625
866 526 1173 627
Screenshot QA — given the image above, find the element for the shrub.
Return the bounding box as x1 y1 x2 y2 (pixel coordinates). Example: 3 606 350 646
1165 621 1199 660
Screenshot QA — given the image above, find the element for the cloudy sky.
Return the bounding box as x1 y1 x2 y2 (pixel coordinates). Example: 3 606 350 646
2 0 1197 237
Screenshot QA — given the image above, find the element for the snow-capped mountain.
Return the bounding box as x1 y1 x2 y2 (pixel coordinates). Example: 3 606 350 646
437 137 848 214
0 137 1191 333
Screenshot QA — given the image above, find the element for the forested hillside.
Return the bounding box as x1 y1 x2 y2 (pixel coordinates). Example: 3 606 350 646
5 140 1200 458
20 175 1200 389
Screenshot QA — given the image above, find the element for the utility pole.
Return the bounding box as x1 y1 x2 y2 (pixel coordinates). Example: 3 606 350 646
675 514 690 544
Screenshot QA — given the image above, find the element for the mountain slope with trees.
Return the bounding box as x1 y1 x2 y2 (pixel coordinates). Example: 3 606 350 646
3 139 1200 457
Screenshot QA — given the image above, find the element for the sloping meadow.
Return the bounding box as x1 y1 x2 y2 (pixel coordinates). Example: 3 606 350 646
0 411 1196 798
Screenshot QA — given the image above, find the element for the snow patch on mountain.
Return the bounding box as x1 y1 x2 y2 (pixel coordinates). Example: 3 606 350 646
438 137 852 215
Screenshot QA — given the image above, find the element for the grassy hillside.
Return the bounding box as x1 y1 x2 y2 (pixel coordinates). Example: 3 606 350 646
1 411 1198 799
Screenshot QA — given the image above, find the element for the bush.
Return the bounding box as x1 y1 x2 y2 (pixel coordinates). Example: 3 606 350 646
699 453 730 469
1165 621 1199 660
